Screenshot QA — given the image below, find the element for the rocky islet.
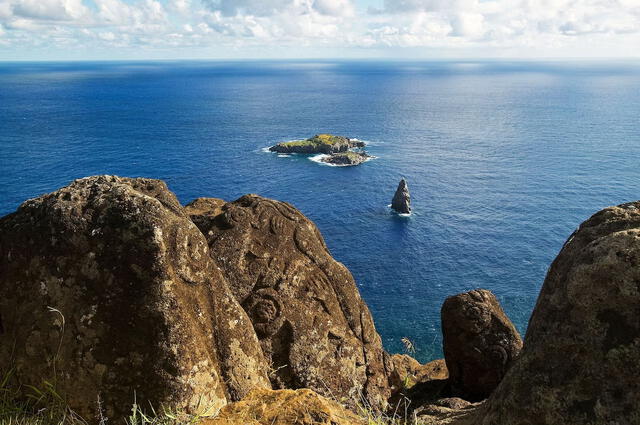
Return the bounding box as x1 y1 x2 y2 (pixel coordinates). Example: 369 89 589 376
269 134 373 166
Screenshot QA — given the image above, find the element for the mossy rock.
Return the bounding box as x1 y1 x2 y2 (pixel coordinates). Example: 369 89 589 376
269 134 365 154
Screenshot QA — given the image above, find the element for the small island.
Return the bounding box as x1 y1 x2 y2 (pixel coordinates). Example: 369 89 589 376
321 151 372 166
269 134 365 154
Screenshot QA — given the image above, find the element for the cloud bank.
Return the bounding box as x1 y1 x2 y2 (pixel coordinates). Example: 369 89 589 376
0 0 639 59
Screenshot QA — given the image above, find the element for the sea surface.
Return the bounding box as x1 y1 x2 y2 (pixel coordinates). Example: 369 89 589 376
1 60 639 362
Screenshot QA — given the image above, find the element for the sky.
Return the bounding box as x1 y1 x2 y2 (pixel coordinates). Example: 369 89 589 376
0 0 639 60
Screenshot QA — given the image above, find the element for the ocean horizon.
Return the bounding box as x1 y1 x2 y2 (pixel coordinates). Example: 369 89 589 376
2 59 639 362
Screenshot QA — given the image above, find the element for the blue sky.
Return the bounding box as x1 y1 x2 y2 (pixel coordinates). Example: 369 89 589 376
1 0 639 61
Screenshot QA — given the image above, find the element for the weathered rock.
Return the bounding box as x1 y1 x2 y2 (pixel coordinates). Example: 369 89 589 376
391 179 411 214
389 355 448 392
321 151 372 166
0 176 271 421
204 388 365 425
269 134 365 154
441 289 522 401
412 399 481 425
480 201 640 425
186 195 392 411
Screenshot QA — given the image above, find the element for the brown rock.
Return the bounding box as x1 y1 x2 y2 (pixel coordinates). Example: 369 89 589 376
391 179 411 214
481 201 640 425
204 388 365 425
441 289 522 401
0 176 271 421
389 355 448 391
186 195 392 411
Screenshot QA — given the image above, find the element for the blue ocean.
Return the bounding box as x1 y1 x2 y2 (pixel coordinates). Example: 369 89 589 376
1 60 639 361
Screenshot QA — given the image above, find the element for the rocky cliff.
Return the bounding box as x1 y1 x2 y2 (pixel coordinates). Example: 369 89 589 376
1 177 638 425
0 176 391 421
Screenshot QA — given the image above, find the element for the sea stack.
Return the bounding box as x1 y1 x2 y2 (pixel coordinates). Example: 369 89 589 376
392 178 411 214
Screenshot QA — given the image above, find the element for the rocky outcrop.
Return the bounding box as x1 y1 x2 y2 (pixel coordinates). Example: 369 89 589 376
186 195 392 411
0 176 271 420
391 179 411 214
389 355 448 392
321 151 372 166
441 290 522 401
204 388 365 425
269 134 365 154
480 201 640 424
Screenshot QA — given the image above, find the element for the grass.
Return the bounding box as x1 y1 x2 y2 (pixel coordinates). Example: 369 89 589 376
277 134 346 147
0 371 215 425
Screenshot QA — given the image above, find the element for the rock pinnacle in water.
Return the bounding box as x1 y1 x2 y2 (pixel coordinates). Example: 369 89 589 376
392 178 411 214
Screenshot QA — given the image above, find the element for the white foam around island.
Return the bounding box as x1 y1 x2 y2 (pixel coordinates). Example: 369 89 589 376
388 205 412 217
309 154 376 167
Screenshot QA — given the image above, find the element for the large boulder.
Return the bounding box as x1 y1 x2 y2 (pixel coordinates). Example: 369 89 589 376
391 179 411 214
0 176 271 421
441 289 522 401
186 195 392 411
204 388 365 425
481 202 640 424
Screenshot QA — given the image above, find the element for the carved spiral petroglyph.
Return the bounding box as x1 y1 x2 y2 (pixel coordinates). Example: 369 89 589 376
464 304 491 334
243 288 284 337
487 344 509 366
222 206 249 227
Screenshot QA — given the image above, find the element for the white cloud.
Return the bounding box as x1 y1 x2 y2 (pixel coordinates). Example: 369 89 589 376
0 0 638 58
12 0 89 21
313 0 355 16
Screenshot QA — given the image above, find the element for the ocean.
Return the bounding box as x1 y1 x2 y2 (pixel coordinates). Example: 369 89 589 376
1 60 639 361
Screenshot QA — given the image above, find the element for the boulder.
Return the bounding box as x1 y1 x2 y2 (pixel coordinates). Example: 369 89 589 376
481 201 640 424
389 355 448 391
320 152 372 166
0 176 271 421
204 388 365 425
391 179 411 214
441 289 522 401
185 195 392 411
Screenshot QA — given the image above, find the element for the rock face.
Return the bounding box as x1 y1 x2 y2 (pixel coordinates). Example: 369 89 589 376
205 388 365 425
441 290 522 401
0 176 271 420
391 179 411 214
480 201 640 425
321 151 372 166
269 134 365 154
186 194 392 411
389 355 448 392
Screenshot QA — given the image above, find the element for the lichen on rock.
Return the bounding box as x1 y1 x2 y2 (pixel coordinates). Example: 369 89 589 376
0 176 271 420
186 194 392 411
480 201 640 425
